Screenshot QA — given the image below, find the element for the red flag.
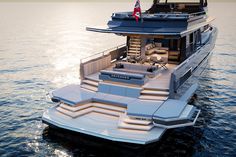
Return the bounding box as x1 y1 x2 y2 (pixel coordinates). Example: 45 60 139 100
132 0 142 22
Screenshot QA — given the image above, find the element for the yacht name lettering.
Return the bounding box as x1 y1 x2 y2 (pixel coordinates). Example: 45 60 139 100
110 74 130 80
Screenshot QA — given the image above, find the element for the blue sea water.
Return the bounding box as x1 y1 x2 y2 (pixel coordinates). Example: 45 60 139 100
0 2 236 157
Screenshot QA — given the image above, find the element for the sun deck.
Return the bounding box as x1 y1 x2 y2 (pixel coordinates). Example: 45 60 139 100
87 1 211 37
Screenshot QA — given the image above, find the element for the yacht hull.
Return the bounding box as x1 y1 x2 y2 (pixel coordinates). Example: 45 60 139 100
41 0 218 142
42 105 166 145
42 27 217 145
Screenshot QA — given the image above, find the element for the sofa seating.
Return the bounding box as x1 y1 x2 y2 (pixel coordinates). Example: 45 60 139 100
113 62 158 77
145 42 169 55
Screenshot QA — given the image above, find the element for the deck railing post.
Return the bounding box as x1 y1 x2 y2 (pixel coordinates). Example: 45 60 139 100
169 73 176 99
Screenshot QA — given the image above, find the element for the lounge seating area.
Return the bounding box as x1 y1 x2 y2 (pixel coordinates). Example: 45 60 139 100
145 42 181 64
145 42 169 55
113 62 159 77
79 36 179 95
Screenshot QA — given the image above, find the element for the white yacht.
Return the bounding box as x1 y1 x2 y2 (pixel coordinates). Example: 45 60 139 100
42 0 217 145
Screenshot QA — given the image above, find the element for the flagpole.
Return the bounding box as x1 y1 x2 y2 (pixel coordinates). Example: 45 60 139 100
140 0 143 23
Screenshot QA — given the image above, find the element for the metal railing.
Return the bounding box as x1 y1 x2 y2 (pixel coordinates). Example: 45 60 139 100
112 10 206 20
189 11 206 18
80 44 126 64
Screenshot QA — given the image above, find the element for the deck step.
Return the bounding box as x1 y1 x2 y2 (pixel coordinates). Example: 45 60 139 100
127 54 141 57
129 43 141 46
60 103 91 112
56 106 92 118
141 90 169 96
143 87 169 92
81 84 98 92
60 102 126 113
118 114 153 131
128 52 140 55
128 49 140 52
130 45 141 48
127 52 141 55
130 38 141 40
118 121 154 131
82 79 99 86
128 53 140 55
93 102 126 113
127 53 140 56
130 39 141 41
139 95 168 101
93 107 123 117
57 106 123 118
130 41 141 44
84 76 100 82
129 47 140 50
122 115 152 125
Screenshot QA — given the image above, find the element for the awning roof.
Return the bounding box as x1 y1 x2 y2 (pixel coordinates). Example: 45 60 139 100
86 26 184 36
86 17 215 37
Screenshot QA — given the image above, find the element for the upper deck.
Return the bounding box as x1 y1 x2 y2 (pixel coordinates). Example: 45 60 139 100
113 0 208 20
112 11 205 21
147 0 208 15
87 1 212 37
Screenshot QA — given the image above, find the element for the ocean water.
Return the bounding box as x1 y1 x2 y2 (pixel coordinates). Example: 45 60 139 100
0 2 236 157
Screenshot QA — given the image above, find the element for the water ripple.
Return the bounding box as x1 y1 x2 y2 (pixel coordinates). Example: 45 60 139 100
0 2 236 157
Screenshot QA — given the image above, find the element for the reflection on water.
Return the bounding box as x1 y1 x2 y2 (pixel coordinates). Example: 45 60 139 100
42 126 204 157
0 2 236 157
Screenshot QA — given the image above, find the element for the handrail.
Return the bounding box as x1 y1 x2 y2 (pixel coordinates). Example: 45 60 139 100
80 44 126 64
113 10 205 19
189 11 206 17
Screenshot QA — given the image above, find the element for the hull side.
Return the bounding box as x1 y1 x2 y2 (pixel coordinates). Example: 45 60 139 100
42 105 166 145
172 26 218 99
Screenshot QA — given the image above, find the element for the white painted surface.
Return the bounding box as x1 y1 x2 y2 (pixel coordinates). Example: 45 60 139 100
43 106 166 144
